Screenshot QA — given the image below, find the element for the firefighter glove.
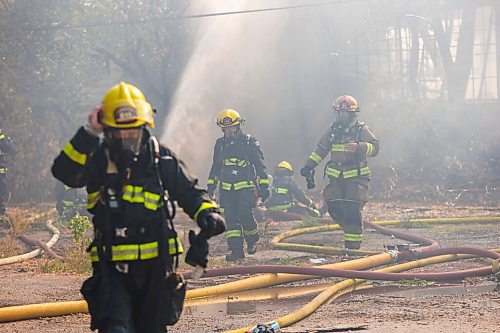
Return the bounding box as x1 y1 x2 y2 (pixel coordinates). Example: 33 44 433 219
259 184 270 202
197 210 226 239
207 183 216 197
185 230 209 268
300 166 313 178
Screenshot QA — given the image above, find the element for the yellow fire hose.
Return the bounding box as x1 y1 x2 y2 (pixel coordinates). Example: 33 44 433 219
0 252 397 322
2 250 497 323
185 282 334 307
187 252 394 299
271 216 500 255
227 250 500 333
0 217 498 325
0 218 60 266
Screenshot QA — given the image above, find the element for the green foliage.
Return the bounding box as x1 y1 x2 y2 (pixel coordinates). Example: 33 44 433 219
292 217 322 229
68 215 93 249
39 214 93 273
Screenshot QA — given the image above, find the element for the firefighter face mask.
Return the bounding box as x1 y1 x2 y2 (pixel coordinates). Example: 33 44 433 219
221 125 240 138
104 127 144 164
336 110 358 126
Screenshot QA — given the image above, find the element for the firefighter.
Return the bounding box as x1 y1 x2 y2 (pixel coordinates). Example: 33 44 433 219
265 161 320 217
207 109 270 262
0 128 14 217
55 182 88 221
51 82 225 333
300 95 379 250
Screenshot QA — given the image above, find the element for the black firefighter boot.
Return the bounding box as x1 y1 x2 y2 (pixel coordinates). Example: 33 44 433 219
226 236 245 262
244 228 259 255
226 248 245 262
344 240 361 250
247 241 257 255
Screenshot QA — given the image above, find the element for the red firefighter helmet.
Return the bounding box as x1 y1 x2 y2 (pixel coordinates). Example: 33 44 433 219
332 95 360 112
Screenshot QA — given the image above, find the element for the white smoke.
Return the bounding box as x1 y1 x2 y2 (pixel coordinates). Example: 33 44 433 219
162 1 288 183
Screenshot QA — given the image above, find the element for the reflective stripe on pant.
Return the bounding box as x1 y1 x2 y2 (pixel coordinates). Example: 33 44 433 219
220 188 259 252
326 199 363 249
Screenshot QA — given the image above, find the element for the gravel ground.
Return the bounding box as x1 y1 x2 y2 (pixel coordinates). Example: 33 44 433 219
0 203 499 333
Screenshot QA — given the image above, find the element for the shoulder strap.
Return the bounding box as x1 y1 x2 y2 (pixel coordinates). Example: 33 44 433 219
149 135 180 272
328 122 342 145
149 135 161 166
355 121 365 141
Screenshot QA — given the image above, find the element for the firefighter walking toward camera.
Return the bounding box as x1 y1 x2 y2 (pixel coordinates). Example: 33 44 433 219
300 95 379 250
52 82 225 333
207 109 270 262
265 161 320 217
55 182 88 221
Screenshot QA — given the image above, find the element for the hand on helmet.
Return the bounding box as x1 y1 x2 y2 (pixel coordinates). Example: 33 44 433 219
86 105 104 135
197 210 225 239
185 230 209 268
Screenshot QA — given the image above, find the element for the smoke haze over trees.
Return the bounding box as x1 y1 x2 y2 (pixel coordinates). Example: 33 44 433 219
0 0 498 205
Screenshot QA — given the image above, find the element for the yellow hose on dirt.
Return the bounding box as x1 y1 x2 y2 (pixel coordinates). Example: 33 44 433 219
1 250 497 324
271 216 500 254
0 217 498 323
0 253 393 323
272 224 377 256
0 218 60 266
185 283 334 307
227 249 500 333
188 252 393 299
0 300 88 322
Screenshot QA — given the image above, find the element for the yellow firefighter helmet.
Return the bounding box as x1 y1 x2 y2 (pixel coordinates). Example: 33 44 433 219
277 161 293 172
216 108 244 128
100 82 154 128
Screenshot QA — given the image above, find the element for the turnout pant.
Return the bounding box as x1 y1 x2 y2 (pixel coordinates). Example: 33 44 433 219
323 176 369 249
84 259 168 333
220 188 259 254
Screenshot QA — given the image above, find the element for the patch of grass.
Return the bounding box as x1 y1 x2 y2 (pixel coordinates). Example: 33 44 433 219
39 245 92 274
274 256 301 266
39 215 93 274
292 217 322 229
8 209 34 236
0 235 24 258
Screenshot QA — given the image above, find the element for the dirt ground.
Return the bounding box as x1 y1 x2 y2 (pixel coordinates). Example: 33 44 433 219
0 202 499 333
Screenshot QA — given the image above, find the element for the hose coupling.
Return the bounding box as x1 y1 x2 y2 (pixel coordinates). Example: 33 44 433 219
411 249 424 260
386 249 399 263
247 321 280 333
